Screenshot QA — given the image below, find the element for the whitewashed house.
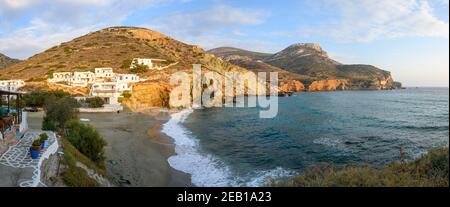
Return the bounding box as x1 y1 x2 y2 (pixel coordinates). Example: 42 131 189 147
95 68 115 79
0 80 25 92
89 82 122 105
71 72 95 87
114 74 140 83
130 58 166 70
116 82 133 91
48 72 72 83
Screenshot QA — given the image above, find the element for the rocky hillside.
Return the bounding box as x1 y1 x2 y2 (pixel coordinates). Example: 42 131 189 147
209 44 402 91
0 27 242 82
209 47 272 61
0 53 21 69
208 47 313 92
0 27 257 108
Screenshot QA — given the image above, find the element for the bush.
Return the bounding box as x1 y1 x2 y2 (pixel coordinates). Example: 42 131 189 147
130 63 148 74
64 119 107 164
42 96 79 131
121 59 132 69
39 133 48 142
42 117 57 131
271 148 449 187
122 91 132 99
62 167 99 187
23 90 71 108
84 97 105 108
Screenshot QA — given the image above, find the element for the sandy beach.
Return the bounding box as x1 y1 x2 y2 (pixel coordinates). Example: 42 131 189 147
79 108 193 187
24 108 192 187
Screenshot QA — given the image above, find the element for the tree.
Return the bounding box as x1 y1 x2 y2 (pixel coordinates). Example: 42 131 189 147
84 97 105 108
65 119 107 163
42 96 79 131
23 90 70 108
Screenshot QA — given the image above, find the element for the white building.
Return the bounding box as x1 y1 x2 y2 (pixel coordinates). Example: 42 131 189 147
48 72 73 83
71 72 95 87
0 80 25 92
95 68 115 79
130 58 167 70
114 74 140 83
89 82 122 105
116 82 133 92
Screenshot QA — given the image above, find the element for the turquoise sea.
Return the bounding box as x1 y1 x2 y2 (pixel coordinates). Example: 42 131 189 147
163 88 449 186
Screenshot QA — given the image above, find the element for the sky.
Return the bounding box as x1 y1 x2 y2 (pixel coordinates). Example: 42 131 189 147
0 0 448 86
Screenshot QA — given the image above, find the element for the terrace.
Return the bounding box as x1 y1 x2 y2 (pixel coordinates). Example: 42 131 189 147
1 90 24 143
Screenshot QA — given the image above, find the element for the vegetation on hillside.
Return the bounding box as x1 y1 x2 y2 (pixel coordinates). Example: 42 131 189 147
0 53 21 69
42 96 79 131
81 97 105 108
271 147 449 187
60 138 104 187
39 90 107 186
64 119 106 164
23 90 71 108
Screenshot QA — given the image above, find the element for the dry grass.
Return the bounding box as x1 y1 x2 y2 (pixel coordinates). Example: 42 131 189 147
272 147 449 187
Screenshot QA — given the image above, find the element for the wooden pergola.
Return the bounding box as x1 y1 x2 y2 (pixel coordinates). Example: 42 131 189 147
1 90 23 138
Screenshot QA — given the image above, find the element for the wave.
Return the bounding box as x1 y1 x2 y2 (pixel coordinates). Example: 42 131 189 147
162 109 293 187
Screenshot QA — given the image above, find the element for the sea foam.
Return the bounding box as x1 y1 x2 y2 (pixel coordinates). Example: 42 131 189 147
162 109 235 187
162 109 293 187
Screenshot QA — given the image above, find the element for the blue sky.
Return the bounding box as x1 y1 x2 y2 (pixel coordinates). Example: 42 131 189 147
0 0 448 86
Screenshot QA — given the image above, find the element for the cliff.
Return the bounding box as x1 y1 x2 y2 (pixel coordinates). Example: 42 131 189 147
208 44 402 92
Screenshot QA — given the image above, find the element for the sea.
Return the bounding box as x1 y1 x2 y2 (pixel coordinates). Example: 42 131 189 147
162 87 449 187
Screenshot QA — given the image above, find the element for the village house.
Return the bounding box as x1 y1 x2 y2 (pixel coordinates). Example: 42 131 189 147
0 80 25 92
48 72 72 83
89 82 122 105
71 71 95 87
95 67 115 79
131 58 167 70
114 73 140 83
46 67 142 109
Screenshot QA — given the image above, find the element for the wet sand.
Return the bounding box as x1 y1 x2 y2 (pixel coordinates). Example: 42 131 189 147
79 109 193 187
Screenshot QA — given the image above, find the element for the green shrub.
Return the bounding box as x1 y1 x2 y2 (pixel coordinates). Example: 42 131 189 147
43 96 79 131
23 90 71 108
39 133 48 141
64 119 107 164
122 91 132 99
62 167 99 187
271 147 449 187
42 117 56 131
84 97 105 108
121 59 132 69
130 63 148 74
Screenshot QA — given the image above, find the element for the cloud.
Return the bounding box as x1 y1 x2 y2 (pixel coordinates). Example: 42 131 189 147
149 4 266 36
0 0 167 59
301 0 449 42
145 4 270 51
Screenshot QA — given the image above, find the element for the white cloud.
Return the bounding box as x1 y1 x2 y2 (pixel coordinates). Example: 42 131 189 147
301 0 449 42
144 4 270 52
149 4 266 36
0 0 168 59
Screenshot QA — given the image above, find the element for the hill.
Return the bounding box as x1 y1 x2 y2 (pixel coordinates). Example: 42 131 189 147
208 47 272 61
0 27 241 82
0 27 259 108
0 53 21 69
209 44 402 90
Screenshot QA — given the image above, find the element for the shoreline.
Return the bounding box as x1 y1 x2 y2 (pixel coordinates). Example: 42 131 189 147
79 108 193 187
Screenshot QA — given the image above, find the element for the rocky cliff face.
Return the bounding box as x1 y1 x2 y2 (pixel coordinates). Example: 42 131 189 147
308 80 349 92
209 44 402 92
123 83 171 110
280 80 305 92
